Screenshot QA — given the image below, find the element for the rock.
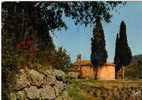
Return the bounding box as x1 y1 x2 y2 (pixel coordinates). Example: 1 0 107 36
41 69 66 81
16 91 27 100
41 70 51 76
42 75 56 88
52 69 66 81
47 76 56 85
28 69 44 86
9 93 16 100
24 86 40 99
55 91 69 100
67 72 79 79
33 63 42 69
14 73 30 90
55 81 65 92
54 85 60 97
39 86 56 99
53 81 65 97
61 91 69 100
10 67 68 100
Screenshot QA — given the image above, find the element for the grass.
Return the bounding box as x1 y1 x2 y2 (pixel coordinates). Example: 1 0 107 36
125 64 142 79
67 79 85 100
67 79 142 100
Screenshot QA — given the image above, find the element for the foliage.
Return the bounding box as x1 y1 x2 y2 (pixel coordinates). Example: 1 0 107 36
137 59 142 66
36 47 71 71
2 2 125 31
114 21 132 71
91 17 108 68
52 47 71 70
125 60 142 79
2 2 125 69
114 34 121 73
2 2 56 71
37 1 125 30
2 29 18 68
2 2 56 50
119 21 132 66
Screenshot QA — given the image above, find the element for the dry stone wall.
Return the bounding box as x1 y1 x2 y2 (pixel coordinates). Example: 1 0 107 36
9 69 69 100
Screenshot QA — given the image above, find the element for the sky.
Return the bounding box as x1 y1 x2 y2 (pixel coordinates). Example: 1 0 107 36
52 2 142 63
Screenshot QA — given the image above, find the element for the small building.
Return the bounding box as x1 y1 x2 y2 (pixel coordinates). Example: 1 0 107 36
97 62 115 80
73 54 115 80
73 60 95 80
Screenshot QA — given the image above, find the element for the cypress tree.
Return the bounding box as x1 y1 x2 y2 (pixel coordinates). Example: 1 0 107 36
91 17 108 79
114 21 132 79
114 33 121 79
119 21 132 66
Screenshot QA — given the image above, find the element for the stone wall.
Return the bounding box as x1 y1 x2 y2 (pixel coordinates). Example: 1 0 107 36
9 68 69 100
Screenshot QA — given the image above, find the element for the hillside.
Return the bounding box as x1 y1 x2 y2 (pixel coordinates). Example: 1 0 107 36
130 54 142 65
124 54 142 79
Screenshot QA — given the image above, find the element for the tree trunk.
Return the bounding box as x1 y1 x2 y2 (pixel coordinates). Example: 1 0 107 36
115 71 118 79
122 66 125 80
95 67 98 80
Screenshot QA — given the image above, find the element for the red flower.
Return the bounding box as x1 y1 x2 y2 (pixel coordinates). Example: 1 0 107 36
22 45 28 49
50 58 54 63
32 49 37 56
32 49 36 53
27 40 31 45
29 53 33 59
36 48 40 51
21 40 26 45
16 44 20 48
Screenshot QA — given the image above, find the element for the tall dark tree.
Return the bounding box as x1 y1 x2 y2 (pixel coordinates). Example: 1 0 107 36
119 21 132 80
114 21 132 79
91 17 108 79
114 33 121 78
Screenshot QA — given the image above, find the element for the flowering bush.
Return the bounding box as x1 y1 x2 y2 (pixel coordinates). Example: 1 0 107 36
16 40 40 66
50 58 54 63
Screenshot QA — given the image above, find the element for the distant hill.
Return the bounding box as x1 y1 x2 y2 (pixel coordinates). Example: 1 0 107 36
124 54 142 79
130 54 142 65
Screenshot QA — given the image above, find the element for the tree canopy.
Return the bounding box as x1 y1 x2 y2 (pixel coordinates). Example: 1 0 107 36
35 1 125 30
2 1 125 31
91 17 108 68
119 21 132 66
114 21 132 79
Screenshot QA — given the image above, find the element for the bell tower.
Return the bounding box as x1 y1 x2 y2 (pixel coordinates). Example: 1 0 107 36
77 54 82 61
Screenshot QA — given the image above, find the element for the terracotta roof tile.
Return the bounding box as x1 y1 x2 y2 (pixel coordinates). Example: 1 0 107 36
73 60 92 66
73 60 115 66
